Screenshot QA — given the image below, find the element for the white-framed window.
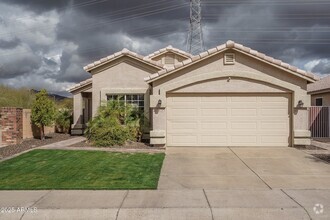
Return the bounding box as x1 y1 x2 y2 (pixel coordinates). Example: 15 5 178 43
107 94 145 111
315 98 323 106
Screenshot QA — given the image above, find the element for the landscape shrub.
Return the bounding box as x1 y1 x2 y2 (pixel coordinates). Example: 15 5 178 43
55 108 72 134
85 100 146 147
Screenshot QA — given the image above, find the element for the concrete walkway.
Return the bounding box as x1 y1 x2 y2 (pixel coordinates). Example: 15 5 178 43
158 147 330 190
38 137 87 149
0 189 329 219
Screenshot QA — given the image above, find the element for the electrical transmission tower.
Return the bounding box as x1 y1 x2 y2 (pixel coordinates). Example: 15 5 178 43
187 0 204 55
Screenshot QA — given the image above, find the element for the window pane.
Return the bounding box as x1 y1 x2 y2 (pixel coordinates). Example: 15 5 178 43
316 98 323 106
138 95 144 100
107 95 118 101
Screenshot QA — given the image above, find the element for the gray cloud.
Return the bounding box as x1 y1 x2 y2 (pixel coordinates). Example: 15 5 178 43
0 0 330 96
312 59 330 74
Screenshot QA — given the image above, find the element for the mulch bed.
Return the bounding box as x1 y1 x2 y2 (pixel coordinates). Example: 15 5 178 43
312 154 330 163
0 133 73 159
69 140 163 149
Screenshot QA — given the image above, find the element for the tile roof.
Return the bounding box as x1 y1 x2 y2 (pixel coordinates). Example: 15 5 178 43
83 48 164 72
67 78 92 93
145 45 193 59
307 75 330 93
144 40 319 83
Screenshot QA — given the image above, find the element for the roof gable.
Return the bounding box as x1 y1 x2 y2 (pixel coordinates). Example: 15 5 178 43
145 40 318 83
83 48 163 73
145 45 192 60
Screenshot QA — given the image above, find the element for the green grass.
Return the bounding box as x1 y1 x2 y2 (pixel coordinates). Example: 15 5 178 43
0 150 165 190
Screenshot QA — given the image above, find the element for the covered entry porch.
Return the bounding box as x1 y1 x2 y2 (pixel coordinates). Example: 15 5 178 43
70 79 93 135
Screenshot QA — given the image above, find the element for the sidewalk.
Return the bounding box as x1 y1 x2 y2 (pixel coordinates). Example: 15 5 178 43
0 189 329 220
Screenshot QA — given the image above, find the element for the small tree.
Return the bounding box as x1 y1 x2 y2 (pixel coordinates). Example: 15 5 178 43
31 89 56 140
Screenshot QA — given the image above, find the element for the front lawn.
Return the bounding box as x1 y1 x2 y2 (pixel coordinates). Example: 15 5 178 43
0 150 165 190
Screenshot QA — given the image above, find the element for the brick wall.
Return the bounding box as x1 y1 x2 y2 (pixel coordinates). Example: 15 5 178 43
0 107 23 145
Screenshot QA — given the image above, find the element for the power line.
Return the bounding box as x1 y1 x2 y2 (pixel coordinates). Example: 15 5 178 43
203 0 330 5
0 2 188 38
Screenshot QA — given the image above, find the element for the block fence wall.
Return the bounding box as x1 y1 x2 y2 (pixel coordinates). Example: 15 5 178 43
0 108 55 146
0 107 23 145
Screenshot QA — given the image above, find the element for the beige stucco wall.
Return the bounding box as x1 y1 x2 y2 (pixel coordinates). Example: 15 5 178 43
311 91 330 106
91 57 159 117
150 51 312 146
22 109 54 139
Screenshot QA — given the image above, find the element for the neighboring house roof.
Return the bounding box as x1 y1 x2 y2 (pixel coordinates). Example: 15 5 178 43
67 78 92 93
307 75 330 93
145 45 193 59
144 40 319 83
83 48 164 72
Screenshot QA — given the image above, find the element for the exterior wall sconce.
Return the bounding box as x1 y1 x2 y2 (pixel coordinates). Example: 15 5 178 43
297 100 304 108
158 99 162 106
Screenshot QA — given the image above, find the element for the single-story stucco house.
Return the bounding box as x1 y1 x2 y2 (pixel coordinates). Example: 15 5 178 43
308 75 330 106
68 40 318 147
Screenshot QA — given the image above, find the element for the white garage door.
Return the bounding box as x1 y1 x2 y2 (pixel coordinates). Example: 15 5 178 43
167 94 291 147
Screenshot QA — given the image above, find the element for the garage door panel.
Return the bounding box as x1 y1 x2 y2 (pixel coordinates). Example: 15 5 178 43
260 121 288 130
261 109 288 116
231 122 258 129
201 121 227 129
201 108 227 116
167 93 291 147
231 108 257 116
261 135 289 144
230 136 258 144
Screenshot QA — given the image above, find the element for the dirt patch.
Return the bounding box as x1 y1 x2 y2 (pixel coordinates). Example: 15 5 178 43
69 140 163 149
0 133 73 159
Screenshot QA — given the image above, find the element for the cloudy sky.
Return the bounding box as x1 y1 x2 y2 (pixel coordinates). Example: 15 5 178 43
0 0 329 96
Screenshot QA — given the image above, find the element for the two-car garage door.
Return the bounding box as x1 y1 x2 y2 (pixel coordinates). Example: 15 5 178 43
167 94 291 147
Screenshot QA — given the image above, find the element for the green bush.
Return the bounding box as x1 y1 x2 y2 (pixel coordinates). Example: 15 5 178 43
85 100 146 147
55 108 72 134
31 90 57 140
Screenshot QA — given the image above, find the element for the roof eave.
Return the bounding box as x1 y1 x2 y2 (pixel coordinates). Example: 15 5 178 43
67 81 92 93
145 44 318 84
85 54 163 73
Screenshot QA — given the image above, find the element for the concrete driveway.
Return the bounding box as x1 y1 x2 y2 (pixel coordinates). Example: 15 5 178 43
158 147 330 190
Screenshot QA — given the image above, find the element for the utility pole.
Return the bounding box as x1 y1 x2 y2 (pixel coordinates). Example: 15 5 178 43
187 0 204 55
